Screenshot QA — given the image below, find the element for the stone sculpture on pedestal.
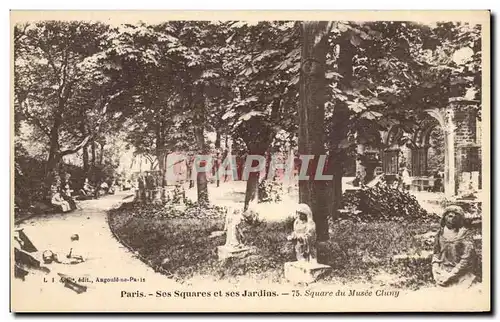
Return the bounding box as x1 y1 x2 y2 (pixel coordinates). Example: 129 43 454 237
217 209 254 260
284 203 332 283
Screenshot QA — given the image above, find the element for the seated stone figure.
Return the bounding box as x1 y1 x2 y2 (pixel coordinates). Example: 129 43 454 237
432 205 477 288
287 203 317 263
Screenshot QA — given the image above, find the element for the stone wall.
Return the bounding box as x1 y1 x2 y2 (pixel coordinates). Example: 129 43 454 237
452 105 481 194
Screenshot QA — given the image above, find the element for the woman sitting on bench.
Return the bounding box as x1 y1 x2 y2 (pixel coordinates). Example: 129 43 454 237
80 178 94 197
51 187 72 213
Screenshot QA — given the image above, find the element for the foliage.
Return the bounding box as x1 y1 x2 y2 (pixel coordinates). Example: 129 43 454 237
318 21 482 152
258 180 284 203
222 21 300 153
341 183 436 222
14 21 120 154
14 19 482 215
14 141 89 216
14 142 47 211
427 126 445 173
128 200 228 220
241 208 264 227
167 185 187 205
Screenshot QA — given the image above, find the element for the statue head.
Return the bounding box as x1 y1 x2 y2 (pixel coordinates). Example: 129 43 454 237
441 205 465 230
296 203 313 222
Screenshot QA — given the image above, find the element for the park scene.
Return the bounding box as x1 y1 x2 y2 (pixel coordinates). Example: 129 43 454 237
13 19 484 303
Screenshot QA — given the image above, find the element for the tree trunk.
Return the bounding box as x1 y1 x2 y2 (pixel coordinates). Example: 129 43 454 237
264 151 272 181
195 127 209 205
286 145 295 193
324 152 345 218
214 156 220 188
243 152 265 211
214 129 221 187
215 129 221 149
326 36 355 218
187 158 194 189
80 119 90 176
44 116 62 191
298 21 329 241
244 167 260 211
82 144 89 176
157 150 166 187
99 142 105 165
156 123 166 187
89 140 96 184
91 140 96 167
193 85 209 205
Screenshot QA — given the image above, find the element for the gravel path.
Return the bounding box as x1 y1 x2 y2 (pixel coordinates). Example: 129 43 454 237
12 192 179 312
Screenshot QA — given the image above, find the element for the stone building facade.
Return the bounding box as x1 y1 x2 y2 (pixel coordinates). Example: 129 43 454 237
357 98 482 198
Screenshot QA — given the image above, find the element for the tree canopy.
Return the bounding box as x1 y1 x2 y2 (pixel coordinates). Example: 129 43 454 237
14 19 481 216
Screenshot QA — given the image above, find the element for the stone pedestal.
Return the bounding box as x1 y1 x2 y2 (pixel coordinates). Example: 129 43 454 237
284 261 332 284
217 245 254 260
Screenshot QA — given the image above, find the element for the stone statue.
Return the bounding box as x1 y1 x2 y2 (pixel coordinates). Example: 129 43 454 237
432 205 477 288
287 203 317 263
225 209 244 248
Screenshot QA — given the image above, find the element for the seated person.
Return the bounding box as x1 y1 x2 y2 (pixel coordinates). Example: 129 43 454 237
62 184 77 210
108 182 116 194
123 180 132 191
100 181 109 194
432 205 477 288
80 178 94 196
51 189 71 213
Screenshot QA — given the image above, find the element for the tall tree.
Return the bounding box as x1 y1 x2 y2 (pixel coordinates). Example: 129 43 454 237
14 21 122 188
222 21 300 211
298 21 329 241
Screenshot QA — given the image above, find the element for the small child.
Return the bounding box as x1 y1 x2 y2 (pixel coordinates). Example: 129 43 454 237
66 234 84 263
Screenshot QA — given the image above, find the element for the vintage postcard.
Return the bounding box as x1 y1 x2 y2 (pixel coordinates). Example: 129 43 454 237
10 10 490 312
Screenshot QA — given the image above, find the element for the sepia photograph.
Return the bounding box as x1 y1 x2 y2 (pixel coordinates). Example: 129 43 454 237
10 10 490 312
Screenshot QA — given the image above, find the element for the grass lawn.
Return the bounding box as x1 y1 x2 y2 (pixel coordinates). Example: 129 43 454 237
107 202 478 290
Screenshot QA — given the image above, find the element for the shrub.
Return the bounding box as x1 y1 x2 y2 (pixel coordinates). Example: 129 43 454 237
341 182 434 222
125 201 228 220
241 208 264 227
167 185 186 205
258 180 283 203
